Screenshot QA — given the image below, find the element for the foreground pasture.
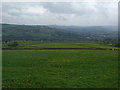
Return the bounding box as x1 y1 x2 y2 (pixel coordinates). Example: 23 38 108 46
2 50 118 88
3 41 118 49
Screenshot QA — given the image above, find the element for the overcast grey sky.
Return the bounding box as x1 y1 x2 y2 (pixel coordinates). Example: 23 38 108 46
2 2 117 26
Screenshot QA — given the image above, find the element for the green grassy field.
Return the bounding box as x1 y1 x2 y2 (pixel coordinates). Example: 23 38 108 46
2 49 118 88
2 41 119 49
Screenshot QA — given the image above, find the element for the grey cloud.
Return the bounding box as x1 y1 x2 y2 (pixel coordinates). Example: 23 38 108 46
42 2 94 16
42 3 76 14
1 2 117 26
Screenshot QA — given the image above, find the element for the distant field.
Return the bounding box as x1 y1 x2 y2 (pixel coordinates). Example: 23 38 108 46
2 41 118 49
2 50 118 88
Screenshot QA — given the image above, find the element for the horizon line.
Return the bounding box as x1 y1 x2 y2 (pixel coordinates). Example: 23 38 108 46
0 23 118 27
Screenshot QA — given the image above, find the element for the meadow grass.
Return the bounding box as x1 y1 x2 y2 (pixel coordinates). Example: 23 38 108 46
2 50 118 88
3 41 118 49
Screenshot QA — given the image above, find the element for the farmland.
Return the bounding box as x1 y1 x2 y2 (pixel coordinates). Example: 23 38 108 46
2 41 118 88
2 41 119 49
1 2 119 88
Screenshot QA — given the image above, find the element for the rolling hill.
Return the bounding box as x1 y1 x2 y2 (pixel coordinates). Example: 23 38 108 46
2 24 118 41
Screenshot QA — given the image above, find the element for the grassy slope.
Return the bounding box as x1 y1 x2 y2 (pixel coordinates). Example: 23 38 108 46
3 41 118 49
3 50 118 88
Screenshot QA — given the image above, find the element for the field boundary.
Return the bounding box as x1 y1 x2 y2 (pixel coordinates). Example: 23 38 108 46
2 48 119 50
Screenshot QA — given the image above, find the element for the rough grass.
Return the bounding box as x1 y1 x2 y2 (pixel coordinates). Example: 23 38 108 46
2 50 118 88
3 41 118 49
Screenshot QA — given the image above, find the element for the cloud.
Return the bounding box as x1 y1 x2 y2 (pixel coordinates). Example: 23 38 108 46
1 2 118 26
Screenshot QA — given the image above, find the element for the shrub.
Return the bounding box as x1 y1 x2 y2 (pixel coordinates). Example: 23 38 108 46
8 42 18 47
114 42 120 47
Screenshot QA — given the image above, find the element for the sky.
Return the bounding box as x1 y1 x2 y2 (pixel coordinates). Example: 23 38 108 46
1 2 118 26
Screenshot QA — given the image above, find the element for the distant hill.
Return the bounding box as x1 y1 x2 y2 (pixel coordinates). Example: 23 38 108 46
1 24 118 41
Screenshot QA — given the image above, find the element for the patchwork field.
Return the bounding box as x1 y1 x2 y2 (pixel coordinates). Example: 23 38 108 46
2 49 118 88
3 41 119 49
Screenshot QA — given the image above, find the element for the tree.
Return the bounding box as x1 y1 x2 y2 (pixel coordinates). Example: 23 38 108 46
8 41 18 47
5 40 8 44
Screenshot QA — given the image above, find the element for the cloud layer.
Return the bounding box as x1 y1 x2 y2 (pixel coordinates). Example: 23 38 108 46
2 2 118 26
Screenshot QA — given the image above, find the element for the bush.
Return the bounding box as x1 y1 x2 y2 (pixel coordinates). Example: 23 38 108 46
114 43 120 47
8 42 18 47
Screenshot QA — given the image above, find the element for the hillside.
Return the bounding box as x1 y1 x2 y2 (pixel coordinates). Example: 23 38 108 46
2 24 118 41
